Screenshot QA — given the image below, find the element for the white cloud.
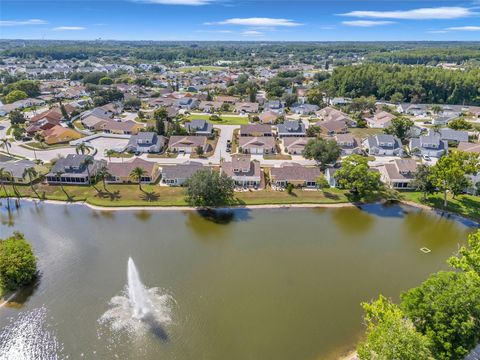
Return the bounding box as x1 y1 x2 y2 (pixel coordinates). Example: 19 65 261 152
241 30 264 36
428 30 448 34
342 20 395 27
205 17 301 27
340 7 473 20
133 0 213 5
447 26 480 31
0 19 48 26
53 26 86 31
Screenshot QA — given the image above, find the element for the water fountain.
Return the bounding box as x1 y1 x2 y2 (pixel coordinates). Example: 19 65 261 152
99 257 174 339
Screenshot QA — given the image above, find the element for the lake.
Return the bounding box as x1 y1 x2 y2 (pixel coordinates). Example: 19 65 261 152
0 201 475 360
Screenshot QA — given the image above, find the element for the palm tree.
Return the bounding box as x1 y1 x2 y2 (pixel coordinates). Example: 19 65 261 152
82 157 94 185
76 143 88 155
55 171 67 197
105 149 115 162
0 138 12 156
96 165 112 192
130 167 146 192
34 133 46 149
23 167 39 198
0 167 11 209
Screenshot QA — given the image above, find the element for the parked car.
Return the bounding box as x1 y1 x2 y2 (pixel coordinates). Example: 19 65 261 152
422 154 431 162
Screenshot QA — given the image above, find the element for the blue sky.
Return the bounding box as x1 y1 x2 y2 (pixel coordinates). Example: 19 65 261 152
1 0 480 41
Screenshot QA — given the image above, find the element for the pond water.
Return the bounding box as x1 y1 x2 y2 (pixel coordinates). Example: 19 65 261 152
0 201 475 360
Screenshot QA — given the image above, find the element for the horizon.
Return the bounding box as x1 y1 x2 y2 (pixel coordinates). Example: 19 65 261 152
1 0 480 41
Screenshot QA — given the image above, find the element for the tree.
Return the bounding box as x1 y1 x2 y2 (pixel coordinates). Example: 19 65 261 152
315 175 330 191
430 151 479 208
4 80 40 97
357 295 433 360
306 87 325 107
430 105 442 115
0 167 11 209
130 166 146 191
348 96 376 114
34 133 46 149
154 107 168 135
9 109 26 125
22 167 39 198
185 169 235 208
4 90 28 104
96 165 112 192
448 118 472 131
412 164 436 200
390 92 404 104
302 138 341 170
98 77 113 85
105 149 115 162
334 154 382 198
0 138 12 155
75 143 88 155
196 145 204 157
306 125 321 138
124 98 142 110
0 232 37 291
384 117 414 143
448 230 480 275
401 271 480 360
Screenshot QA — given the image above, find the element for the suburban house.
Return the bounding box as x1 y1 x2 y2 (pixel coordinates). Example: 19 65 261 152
366 111 395 129
103 120 144 135
221 154 262 188
124 132 166 153
259 111 279 124
234 102 259 114
30 106 69 123
106 158 160 184
409 134 448 158
316 107 357 127
81 114 109 131
397 103 428 117
263 100 284 114
216 95 238 104
240 124 273 137
239 136 276 154
458 142 480 154
379 158 418 189
161 161 204 186
81 106 114 121
198 101 223 112
270 163 321 188
363 134 403 156
329 97 351 107
276 120 306 138
175 97 198 110
26 118 60 135
291 104 319 115
283 137 315 155
317 120 348 136
168 135 208 154
0 160 47 184
334 134 362 155
438 128 469 144
185 119 214 136
41 125 82 144
46 154 105 185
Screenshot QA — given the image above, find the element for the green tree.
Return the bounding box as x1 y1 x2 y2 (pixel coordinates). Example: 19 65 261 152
154 107 168 135
384 117 414 143
401 271 480 360
96 165 112 192
0 232 37 291
196 145 204 156
412 164 436 200
306 87 325 107
430 151 479 208
124 97 142 110
9 109 26 125
358 295 433 360
75 143 88 155
448 118 472 131
0 138 12 155
4 90 28 104
22 167 39 198
390 92 404 104
302 138 341 170
130 166 146 191
334 154 382 198
4 80 40 97
448 230 480 275
98 77 113 85
185 169 234 208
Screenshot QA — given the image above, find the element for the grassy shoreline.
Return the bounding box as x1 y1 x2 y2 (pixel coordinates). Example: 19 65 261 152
0 184 478 222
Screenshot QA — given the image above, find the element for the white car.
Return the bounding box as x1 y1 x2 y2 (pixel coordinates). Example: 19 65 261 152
422 154 431 162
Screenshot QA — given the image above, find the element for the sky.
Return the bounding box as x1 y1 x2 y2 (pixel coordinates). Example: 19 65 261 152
1 0 480 41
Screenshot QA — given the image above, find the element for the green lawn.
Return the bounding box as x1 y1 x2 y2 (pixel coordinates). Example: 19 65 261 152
402 191 480 222
186 114 250 125
0 184 349 208
22 142 71 150
348 127 384 139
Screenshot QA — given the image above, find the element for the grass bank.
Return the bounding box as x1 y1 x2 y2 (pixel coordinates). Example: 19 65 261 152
185 114 249 125
0 184 349 208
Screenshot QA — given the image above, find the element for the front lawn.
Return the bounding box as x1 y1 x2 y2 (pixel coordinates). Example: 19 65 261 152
186 114 249 125
402 191 480 222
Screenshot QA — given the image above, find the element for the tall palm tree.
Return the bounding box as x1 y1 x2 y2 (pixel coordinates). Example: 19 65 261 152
0 167 11 209
23 167 39 198
55 171 67 197
130 167 146 192
0 138 12 156
76 143 88 155
96 165 112 192
105 149 115 162
82 157 94 185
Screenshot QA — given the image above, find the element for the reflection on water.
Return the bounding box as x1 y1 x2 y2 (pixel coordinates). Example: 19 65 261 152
330 206 375 235
0 307 63 360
